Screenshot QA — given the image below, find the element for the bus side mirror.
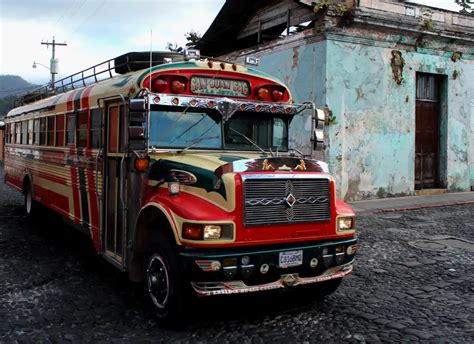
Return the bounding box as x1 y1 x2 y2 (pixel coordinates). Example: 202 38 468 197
313 108 325 151
129 98 147 150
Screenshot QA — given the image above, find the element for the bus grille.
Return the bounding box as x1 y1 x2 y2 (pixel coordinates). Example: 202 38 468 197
243 178 331 226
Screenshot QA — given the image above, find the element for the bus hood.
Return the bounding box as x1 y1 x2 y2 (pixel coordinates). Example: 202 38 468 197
147 152 329 183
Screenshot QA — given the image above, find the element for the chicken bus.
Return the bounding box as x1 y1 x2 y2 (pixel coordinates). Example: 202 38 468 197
3 50 357 322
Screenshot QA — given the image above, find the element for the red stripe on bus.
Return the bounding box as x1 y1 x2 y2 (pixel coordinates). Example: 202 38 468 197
82 85 94 109
66 90 79 112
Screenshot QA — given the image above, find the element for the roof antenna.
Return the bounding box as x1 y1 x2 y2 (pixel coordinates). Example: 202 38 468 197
149 29 153 91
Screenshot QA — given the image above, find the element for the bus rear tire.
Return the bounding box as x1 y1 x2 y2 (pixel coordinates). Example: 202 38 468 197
145 237 185 326
24 182 38 218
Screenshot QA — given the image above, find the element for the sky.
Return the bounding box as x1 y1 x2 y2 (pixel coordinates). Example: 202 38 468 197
0 0 225 85
0 0 463 87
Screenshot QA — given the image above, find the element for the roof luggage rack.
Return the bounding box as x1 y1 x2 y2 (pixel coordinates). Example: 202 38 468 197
16 51 185 106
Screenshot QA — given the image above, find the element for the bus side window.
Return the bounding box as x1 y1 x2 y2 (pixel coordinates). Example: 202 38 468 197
16 122 21 143
76 111 88 148
33 119 40 145
40 118 47 145
28 120 33 145
47 116 55 146
90 109 101 149
66 114 75 146
56 114 65 146
108 106 119 153
21 121 28 145
5 123 10 143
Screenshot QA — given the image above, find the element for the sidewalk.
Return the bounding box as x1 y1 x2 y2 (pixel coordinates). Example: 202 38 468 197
348 191 474 214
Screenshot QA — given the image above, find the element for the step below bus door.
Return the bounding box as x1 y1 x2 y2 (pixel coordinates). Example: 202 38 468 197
103 102 128 267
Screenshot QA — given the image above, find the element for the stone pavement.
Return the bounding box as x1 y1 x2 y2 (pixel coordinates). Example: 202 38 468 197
349 191 474 214
0 163 473 342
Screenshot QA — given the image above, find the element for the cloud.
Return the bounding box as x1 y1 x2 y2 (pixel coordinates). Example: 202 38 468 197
1 0 224 84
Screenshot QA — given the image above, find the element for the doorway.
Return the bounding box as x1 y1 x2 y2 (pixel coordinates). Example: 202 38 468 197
415 73 442 190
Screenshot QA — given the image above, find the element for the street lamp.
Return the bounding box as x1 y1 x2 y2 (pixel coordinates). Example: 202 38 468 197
32 60 58 90
32 61 50 70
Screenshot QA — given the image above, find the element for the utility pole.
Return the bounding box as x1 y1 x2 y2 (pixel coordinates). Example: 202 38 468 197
41 36 67 89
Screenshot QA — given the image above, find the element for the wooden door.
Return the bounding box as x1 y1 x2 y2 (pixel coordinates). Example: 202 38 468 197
415 74 440 189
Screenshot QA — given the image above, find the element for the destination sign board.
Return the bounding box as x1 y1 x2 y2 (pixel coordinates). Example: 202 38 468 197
190 76 250 97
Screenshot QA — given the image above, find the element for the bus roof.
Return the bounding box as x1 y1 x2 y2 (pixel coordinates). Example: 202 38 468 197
6 53 292 119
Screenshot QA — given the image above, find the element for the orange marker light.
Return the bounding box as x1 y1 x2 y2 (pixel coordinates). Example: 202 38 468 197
134 158 149 172
183 223 203 240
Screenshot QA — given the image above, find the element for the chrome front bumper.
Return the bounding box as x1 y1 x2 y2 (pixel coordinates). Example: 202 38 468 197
191 260 354 296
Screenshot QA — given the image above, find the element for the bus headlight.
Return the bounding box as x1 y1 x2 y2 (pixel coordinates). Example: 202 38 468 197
203 225 222 240
182 223 222 240
338 216 355 230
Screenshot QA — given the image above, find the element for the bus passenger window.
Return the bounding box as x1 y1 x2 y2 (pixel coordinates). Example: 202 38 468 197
76 112 88 148
21 121 28 145
40 118 47 145
66 114 75 145
28 120 33 145
16 122 21 143
33 119 40 145
56 115 65 146
5 123 10 143
90 109 101 149
47 116 55 146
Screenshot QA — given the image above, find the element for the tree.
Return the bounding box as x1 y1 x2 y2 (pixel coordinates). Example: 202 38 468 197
455 0 474 14
166 42 183 53
165 30 202 52
184 30 202 48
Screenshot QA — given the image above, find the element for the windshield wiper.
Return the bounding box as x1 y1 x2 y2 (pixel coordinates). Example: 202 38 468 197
178 136 220 153
228 127 270 156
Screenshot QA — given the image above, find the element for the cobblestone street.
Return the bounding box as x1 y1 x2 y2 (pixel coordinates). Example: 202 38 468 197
0 164 473 342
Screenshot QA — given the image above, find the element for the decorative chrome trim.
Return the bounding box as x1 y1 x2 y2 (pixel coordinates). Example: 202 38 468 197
191 260 354 296
240 174 331 181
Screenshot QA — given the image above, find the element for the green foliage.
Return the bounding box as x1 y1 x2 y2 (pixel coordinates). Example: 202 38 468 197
451 51 462 62
313 0 331 13
0 95 16 119
336 3 348 15
184 31 202 48
455 0 474 15
420 8 434 31
166 42 183 53
452 69 461 80
166 30 202 52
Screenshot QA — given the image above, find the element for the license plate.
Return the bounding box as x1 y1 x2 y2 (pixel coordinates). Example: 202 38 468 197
279 250 303 268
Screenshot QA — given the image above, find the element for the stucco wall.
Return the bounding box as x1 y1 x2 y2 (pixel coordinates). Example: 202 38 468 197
257 41 327 158
232 35 473 200
325 40 473 199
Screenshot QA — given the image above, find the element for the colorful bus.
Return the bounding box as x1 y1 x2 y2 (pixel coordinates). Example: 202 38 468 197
4 50 357 322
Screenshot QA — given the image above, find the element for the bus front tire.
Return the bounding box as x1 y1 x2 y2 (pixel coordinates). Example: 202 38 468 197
145 238 185 325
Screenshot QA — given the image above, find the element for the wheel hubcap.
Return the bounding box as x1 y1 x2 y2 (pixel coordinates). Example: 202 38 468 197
147 254 170 309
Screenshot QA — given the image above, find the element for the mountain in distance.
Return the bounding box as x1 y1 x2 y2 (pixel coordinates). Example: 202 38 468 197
0 75 38 119
0 75 38 98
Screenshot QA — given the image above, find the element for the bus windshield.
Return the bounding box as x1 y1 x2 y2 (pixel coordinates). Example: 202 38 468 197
149 109 289 151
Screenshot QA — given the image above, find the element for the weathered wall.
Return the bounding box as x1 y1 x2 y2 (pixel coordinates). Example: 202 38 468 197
224 33 473 200
326 39 473 199
256 41 327 158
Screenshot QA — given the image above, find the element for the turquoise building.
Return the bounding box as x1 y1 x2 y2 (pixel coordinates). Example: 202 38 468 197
198 0 474 200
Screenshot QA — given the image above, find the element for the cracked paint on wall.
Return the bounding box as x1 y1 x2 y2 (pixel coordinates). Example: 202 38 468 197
235 35 473 200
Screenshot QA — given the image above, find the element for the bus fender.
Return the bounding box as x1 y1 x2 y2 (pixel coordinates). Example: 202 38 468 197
128 203 179 282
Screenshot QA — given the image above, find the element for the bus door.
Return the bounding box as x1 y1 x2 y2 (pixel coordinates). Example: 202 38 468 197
103 101 127 267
